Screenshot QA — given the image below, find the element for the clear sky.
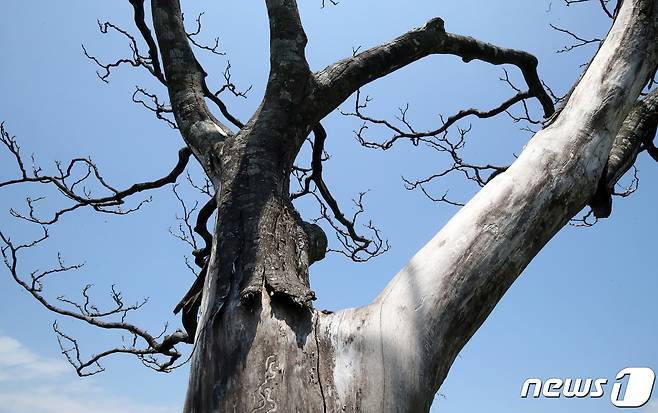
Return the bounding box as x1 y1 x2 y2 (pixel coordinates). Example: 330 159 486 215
1 1 656 412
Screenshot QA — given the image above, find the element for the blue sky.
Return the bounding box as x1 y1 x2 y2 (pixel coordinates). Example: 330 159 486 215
1 1 656 412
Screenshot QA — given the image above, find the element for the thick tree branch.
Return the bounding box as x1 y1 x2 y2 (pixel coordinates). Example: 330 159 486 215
265 0 311 84
323 1 658 409
151 0 232 169
313 18 554 119
607 88 658 183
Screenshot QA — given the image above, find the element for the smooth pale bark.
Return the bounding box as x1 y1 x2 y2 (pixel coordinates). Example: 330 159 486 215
317 1 658 412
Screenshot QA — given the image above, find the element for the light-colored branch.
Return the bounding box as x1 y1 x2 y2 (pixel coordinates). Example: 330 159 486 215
320 1 658 410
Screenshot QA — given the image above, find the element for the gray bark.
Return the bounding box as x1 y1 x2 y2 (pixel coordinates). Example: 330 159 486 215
148 0 658 411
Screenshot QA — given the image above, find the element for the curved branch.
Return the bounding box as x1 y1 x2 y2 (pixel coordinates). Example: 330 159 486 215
129 0 166 84
314 17 554 120
185 12 225 56
192 196 216 267
343 87 534 150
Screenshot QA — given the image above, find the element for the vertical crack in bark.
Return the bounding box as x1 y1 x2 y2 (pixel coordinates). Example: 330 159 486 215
314 313 328 413
379 300 387 412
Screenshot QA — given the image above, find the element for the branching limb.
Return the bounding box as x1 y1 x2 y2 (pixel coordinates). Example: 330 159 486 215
291 124 389 262
402 126 509 205
213 62 253 99
131 1 245 129
185 12 224 56
550 24 603 53
0 229 190 376
340 85 514 205
83 5 246 132
342 85 535 150
128 0 166 83
169 184 201 253
314 17 554 120
168 183 216 268
166 180 216 337
563 0 618 18
169 174 217 337
0 124 191 224
132 86 177 128
180 11 248 129
83 19 164 84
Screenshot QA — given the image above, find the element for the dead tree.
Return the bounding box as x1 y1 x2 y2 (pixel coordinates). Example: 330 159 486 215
1 0 657 411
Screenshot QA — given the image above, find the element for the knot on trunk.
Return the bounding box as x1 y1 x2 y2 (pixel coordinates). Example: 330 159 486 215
302 222 327 265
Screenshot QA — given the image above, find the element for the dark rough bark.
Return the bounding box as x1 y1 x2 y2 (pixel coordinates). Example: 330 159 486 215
313 18 554 120
151 0 231 172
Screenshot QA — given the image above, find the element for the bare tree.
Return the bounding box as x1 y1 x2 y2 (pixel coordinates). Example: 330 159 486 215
1 0 657 411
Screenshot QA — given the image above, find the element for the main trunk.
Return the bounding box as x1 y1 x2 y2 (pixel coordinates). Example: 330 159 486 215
178 1 657 412
181 110 337 412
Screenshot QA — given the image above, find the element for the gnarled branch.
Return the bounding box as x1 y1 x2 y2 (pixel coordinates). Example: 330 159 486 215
313 17 554 120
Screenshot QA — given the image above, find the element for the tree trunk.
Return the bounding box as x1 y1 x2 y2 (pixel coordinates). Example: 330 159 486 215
154 0 658 411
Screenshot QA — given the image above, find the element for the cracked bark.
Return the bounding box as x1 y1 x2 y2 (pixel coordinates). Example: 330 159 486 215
146 0 658 411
